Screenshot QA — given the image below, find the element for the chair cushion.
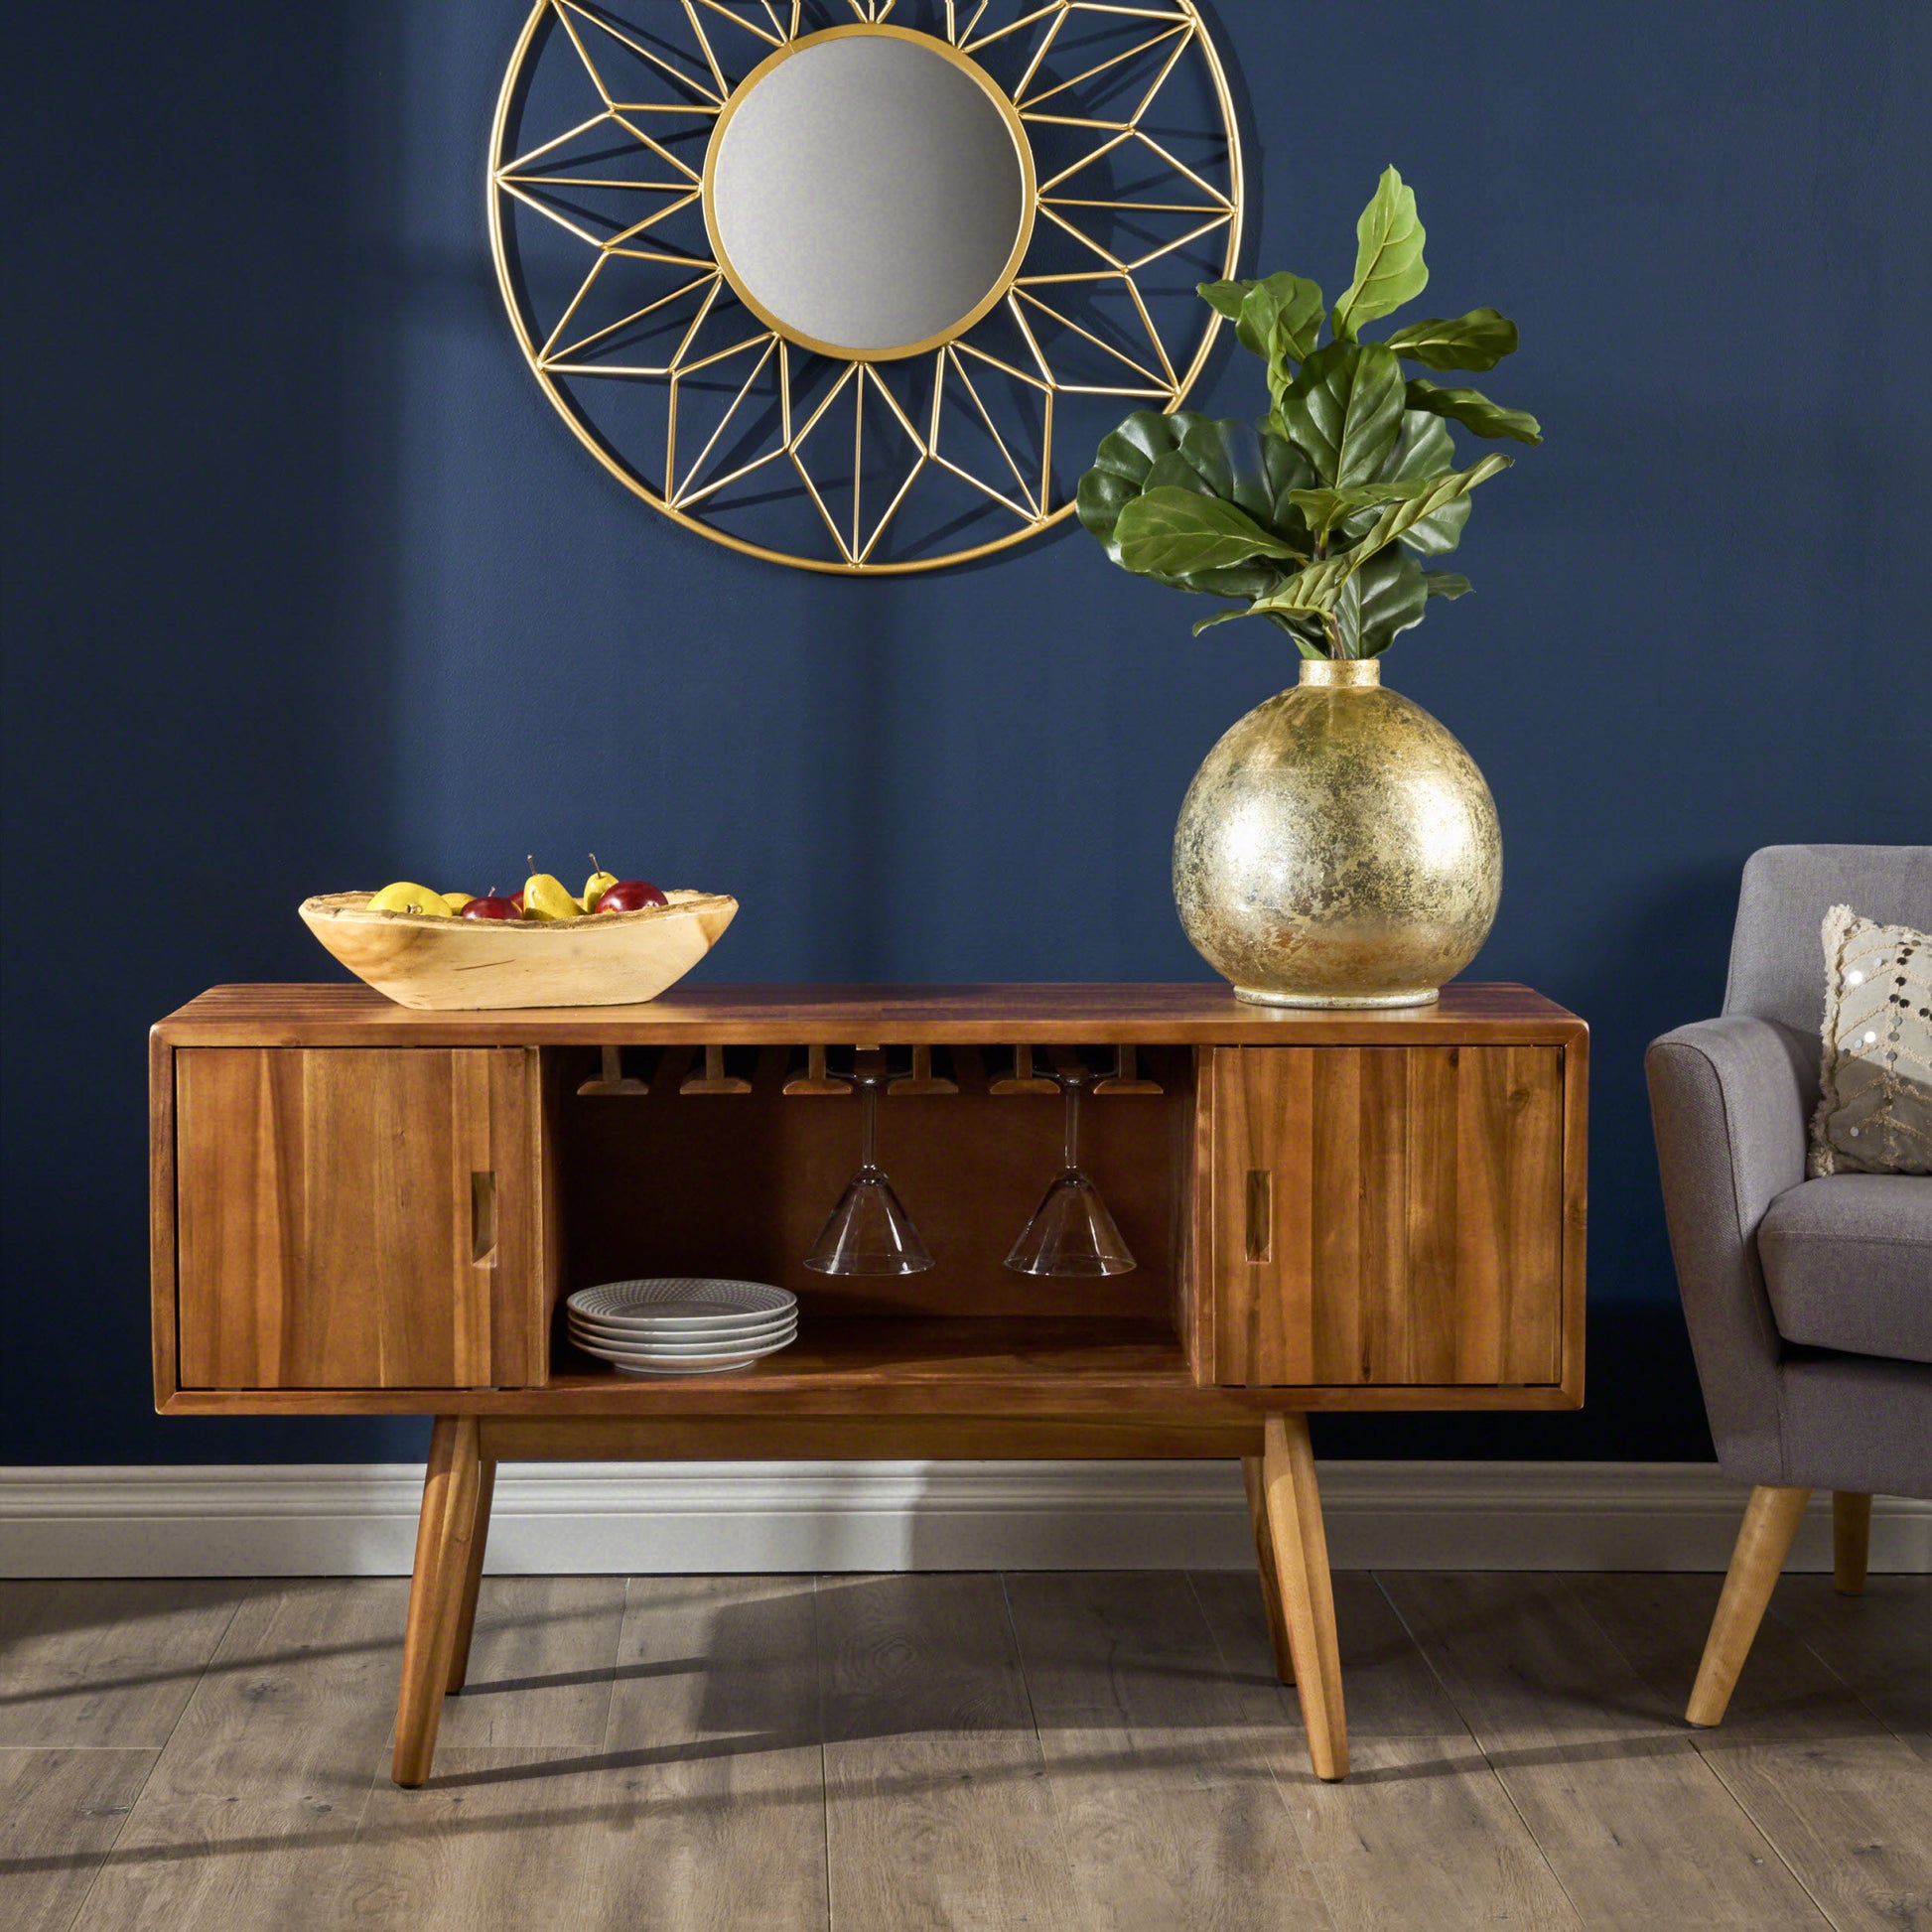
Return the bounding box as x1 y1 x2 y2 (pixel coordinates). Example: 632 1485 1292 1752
1810 905 1932 1174
1725 844 1932 1035
1758 1174 1932 1362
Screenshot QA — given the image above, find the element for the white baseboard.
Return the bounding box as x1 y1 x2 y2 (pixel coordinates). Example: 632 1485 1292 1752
1 1460 1925 1580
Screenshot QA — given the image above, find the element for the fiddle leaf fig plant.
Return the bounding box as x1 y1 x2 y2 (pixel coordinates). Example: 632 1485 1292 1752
1076 168 1542 658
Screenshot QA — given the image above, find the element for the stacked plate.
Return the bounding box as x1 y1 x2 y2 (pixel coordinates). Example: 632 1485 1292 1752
566 1279 798 1377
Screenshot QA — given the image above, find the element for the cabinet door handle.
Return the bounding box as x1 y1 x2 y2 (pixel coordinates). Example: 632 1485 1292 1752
471 1171 497 1266
1245 1170 1273 1264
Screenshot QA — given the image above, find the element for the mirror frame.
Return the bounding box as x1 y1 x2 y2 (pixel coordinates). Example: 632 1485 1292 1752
488 2 1244 575
701 25 1038 362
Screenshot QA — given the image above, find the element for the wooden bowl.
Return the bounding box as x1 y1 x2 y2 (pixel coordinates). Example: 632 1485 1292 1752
299 891 738 1010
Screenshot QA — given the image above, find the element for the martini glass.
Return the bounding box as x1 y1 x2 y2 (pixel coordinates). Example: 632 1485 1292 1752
1005 1065 1136 1277
804 1060 934 1275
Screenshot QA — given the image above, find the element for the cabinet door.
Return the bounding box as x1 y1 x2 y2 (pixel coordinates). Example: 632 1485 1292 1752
174 1047 538 1390
1204 1045 1566 1387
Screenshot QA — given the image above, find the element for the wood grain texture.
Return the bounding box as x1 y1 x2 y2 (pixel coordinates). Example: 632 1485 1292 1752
1243 1455 1296 1684
339 1577 829 1931
163 1315 1585 1421
1382 1572 1829 1930
1834 1490 1873 1594
1686 1483 1811 1727
156 980 1587 1047
0 1581 239 1749
1189 1572 1583 1932
155 986 1585 1426
443 1459 495 1696
819 1573 1086 1931
596 1577 828 1927
5 1573 1903 1932
1206 1046 1566 1388
299 890 736 1012
148 1028 179 1413
338 1576 784 1924
432 1574 622 1752
0 1747 157 1932
1576 1571 1932 1932
553 1044 1191 1323
392 1417 482 1787
1767 1573 1932 1761
76 1580 404 1931
480 1414 1266 1461
1558 1028 1589 1407
1261 1414 1347 1780
173 1047 536 1392
1005 1570 1336 1930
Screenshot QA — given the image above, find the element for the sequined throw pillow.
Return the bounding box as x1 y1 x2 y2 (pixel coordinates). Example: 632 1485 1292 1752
1810 904 1932 1175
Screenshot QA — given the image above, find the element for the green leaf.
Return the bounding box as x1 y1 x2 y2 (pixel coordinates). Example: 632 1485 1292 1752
1191 605 1262 635
1281 343 1406 487
1115 487 1304 578
1075 468 1141 557
1334 551 1430 657
1406 377 1543 445
1142 448 1216 495
1260 428 1319 532
1253 274 1327 367
1196 279 1251 324
1347 454 1512 566
1363 409 1467 555
1331 167 1428 342
1175 415 1279 527
1199 273 1325 367
1383 308 1518 371
1250 554 1355 620
1077 411 1321 612
1077 411 1215 561
1288 478 1436 540
1086 409 1186 485
1425 570 1472 599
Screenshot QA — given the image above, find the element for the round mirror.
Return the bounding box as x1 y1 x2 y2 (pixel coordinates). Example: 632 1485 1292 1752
703 27 1034 360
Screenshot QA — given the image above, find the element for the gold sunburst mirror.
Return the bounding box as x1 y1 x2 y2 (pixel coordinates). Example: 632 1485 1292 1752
489 1 1244 573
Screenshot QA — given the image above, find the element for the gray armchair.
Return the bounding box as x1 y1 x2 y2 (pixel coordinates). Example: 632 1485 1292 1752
1647 844 1931 1725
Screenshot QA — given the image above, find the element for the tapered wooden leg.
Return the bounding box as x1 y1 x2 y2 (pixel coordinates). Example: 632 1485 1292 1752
1260 1414 1347 1780
445 1458 497 1694
393 1415 482 1787
1833 1491 1871 1595
1243 1455 1295 1685
1686 1483 1810 1727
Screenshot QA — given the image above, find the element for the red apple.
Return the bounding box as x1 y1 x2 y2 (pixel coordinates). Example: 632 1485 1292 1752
460 896 522 920
508 891 524 913
594 880 668 912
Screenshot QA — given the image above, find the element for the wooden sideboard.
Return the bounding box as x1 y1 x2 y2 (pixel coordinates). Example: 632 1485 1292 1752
150 983 1587 1786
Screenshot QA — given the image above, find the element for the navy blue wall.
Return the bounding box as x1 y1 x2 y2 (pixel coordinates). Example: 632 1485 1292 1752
4 3 1927 1464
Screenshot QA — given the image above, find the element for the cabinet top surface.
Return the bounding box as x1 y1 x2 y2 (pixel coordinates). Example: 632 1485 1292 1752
155 982 1586 1046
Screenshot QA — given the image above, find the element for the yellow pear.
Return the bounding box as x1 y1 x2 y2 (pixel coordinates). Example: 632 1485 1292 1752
368 882 451 916
442 892 477 913
522 871 581 922
583 859 620 911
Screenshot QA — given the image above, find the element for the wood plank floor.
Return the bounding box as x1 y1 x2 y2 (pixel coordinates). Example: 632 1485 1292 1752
1 1572 1924 1931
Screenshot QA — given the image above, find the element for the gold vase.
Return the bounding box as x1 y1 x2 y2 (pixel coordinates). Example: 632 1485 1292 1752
1173 658 1501 1008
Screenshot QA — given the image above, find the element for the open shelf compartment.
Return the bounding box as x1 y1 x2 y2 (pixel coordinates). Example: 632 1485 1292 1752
544 1041 1197 1387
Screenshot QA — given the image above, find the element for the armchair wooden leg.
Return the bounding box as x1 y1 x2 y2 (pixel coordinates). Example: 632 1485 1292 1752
1832 1491 1871 1595
1260 1414 1347 1780
393 1416 483 1787
446 1457 497 1694
1687 1483 1810 1727
1243 1455 1295 1685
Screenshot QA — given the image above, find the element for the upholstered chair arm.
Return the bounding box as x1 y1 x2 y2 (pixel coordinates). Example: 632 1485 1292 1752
1646 1015 1817 1483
